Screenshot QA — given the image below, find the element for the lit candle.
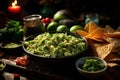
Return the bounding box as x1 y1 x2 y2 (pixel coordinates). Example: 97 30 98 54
8 0 21 14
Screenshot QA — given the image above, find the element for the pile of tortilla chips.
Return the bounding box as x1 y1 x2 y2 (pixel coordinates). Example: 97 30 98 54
76 21 106 42
76 21 120 67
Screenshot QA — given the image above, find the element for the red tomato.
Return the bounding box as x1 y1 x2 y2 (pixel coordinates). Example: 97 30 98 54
45 17 51 23
15 56 29 67
41 17 51 23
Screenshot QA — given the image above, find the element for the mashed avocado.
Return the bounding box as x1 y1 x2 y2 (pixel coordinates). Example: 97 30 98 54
24 32 87 58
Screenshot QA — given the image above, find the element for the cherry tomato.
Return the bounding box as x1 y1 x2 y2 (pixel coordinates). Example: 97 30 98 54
41 17 52 23
45 17 52 23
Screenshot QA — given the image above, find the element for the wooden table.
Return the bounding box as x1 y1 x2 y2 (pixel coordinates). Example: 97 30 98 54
0 45 120 80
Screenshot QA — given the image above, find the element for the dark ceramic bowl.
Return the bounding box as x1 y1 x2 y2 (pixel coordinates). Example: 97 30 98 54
0 41 22 55
22 32 88 64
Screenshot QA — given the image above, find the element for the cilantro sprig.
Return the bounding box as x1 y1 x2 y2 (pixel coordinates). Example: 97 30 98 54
0 20 24 41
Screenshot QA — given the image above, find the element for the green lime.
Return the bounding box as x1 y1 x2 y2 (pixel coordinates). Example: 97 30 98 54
47 22 59 31
56 25 69 32
70 25 83 33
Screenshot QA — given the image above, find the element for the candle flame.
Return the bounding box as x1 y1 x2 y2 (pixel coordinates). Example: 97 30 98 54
12 0 17 6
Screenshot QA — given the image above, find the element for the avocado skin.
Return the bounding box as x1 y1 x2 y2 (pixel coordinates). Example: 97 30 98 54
56 9 71 17
53 9 75 21
59 19 79 28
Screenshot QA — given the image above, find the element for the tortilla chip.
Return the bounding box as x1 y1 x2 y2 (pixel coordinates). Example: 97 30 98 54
104 51 120 62
104 25 120 38
116 26 120 32
88 37 107 42
87 27 105 39
104 25 115 33
105 32 120 38
76 30 88 36
84 21 98 33
77 22 106 42
105 37 120 51
91 43 114 59
84 22 90 32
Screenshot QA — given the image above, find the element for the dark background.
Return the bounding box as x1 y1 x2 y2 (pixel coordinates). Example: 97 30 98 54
0 0 120 28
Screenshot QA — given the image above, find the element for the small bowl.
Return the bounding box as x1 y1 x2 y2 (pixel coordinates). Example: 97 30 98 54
75 56 107 79
0 60 6 75
0 41 22 55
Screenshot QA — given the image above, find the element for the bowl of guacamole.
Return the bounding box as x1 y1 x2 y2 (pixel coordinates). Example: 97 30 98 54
0 41 22 55
75 56 107 78
22 32 88 64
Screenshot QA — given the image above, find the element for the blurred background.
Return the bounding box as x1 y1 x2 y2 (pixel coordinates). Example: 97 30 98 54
0 0 120 29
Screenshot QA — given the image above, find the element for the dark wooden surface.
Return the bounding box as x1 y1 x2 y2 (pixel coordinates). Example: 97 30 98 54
0 46 120 80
